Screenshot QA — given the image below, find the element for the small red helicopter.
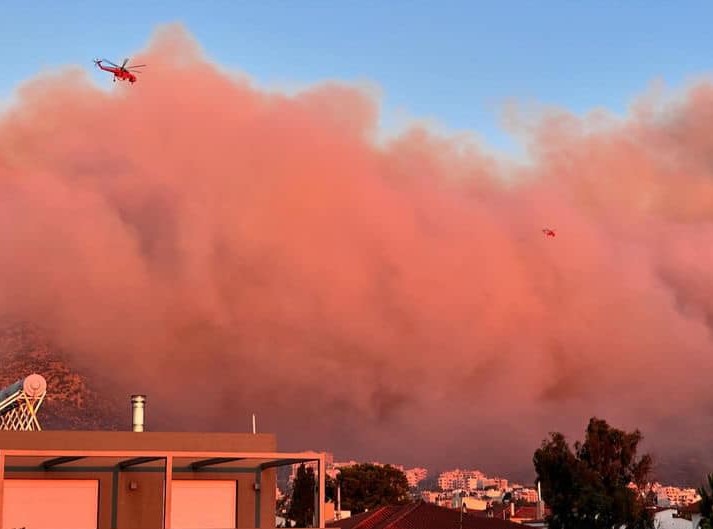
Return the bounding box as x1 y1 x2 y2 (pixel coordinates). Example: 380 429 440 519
542 228 556 237
94 58 146 84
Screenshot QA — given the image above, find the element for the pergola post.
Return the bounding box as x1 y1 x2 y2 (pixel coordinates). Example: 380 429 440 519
318 453 325 528
163 455 173 529
312 455 326 528
254 469 262 528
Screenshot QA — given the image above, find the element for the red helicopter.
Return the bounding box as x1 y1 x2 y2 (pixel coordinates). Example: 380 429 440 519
94 58 146 84
542 228 556 237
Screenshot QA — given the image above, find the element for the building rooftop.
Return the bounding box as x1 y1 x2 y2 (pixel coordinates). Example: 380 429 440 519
0 429 277 451
678 500 702 514
326 501 523 529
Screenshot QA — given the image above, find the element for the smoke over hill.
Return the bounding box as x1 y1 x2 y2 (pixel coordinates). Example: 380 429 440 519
1 24 712 484
0 321 123 431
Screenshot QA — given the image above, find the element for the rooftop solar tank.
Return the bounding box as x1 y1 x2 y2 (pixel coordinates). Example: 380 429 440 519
0 373 47 431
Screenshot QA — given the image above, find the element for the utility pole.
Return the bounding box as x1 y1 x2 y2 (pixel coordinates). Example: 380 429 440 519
459 490 466 529
336 483 341 520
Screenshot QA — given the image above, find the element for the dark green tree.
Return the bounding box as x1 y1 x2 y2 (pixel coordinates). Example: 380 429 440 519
325 475 337 503
533 417 654 529
288 464 316 527
697 473 713 529
337 463 411 514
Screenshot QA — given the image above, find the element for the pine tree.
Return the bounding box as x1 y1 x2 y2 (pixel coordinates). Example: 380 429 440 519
288 464 316 527
337 463 411 514
698 473 713 529
533 417 654 529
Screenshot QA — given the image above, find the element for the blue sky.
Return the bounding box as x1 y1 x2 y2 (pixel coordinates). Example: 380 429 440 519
2 0 713 154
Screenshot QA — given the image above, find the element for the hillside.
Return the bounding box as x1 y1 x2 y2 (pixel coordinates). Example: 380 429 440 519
0 321 124 430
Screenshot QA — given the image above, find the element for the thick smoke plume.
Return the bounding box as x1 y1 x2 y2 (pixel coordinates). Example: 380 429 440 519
1 25 712 484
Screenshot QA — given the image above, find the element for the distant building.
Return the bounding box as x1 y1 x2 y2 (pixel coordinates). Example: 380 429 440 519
665 487 701 507
649 483 702 507
438 470 461 490
515 488 539 503
453 494 489 512
436 469 514 493
404 467 428 487
438 469 485 491
677 500 702 529
421 490 440 503
317 457 423 487
652 507 694 529
324 501 352 523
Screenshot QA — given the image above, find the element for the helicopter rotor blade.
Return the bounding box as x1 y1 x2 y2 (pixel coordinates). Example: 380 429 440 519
126 64 147 69
121 58 129 69
103 59 120 68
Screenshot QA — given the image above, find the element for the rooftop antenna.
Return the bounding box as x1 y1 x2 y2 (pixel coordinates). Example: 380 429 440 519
252 413 256 434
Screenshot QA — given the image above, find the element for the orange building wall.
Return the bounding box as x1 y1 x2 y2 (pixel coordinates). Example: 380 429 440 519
117 472 165 529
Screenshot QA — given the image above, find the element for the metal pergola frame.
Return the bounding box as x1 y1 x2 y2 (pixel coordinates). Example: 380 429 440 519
0 449 326 529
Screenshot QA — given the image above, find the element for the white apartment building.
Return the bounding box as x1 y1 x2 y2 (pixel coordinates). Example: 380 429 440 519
437 470 486 491
658 486 701 507
515 488 539 503
405 467 428 488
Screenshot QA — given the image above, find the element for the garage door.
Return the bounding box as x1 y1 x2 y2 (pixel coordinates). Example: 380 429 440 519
3 479 98 529
171 480 236 529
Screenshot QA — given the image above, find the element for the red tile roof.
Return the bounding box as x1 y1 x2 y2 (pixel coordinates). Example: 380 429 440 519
326 502 524 529
513 506 538 519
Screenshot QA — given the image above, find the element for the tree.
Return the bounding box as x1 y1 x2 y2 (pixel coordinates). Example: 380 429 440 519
288 463 316 527
325 475 337 503
337 463 411 514
533 417 654 529
697 473 713 529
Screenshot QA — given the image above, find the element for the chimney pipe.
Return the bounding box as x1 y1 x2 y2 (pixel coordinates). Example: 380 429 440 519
131 395 146 432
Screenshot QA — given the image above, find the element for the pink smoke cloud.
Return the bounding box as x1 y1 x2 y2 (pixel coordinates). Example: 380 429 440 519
1 23 711 484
